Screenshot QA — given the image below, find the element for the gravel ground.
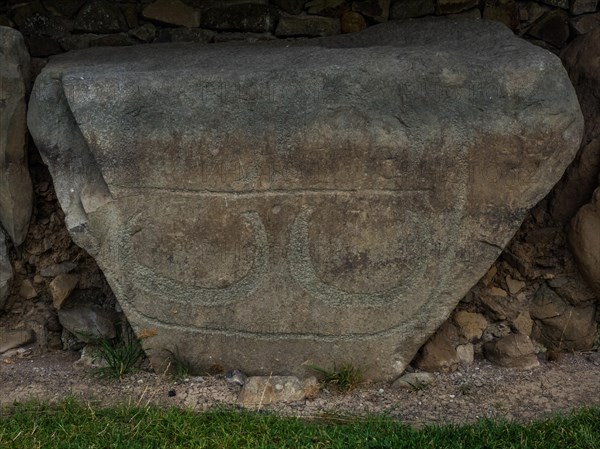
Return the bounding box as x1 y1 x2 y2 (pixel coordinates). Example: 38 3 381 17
1 349 599 425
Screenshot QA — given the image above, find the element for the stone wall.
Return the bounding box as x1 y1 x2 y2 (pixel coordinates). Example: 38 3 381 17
0 0 599 59
0 0 598 376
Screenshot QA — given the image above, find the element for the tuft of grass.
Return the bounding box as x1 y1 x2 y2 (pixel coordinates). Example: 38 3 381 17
309 363 363 392
165 346 193 380
1 399 599 449
458 380 474 396
407 379 428 392
95 328 145 380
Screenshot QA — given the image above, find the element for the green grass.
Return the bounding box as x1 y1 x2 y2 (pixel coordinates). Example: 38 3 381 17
309 363 363 392
0 399 598 449
95 329 146 380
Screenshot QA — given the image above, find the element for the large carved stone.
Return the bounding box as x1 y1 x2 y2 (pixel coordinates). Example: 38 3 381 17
0 26 33 245
27 19 583 380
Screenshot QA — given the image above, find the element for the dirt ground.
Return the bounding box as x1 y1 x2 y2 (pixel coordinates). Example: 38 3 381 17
0 348 599 425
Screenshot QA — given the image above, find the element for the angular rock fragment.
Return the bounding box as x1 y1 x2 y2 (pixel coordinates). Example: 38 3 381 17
27 19 583 380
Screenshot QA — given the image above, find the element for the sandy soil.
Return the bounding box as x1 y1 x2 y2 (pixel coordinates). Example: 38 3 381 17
1 348 599 425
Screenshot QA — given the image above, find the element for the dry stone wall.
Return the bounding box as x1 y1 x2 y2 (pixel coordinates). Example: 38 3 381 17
0 0 598 379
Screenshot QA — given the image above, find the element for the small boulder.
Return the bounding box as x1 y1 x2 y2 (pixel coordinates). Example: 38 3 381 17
453 311 487 341
456 343 474 364
58 300 117 342
511 312 533 336
238 376 317 407
414 322 461 372
392 372 435 390
530 284 597 351
73 0 128 33
341 11 367 33
483 334 539 369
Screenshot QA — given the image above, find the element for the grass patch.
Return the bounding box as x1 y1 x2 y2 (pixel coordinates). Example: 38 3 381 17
165 346 194 380
0 399 598 449
95 328 145 380
309 363 363 392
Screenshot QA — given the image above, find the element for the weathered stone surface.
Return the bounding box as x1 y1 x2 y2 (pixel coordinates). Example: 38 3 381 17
436 0 478 14
548 273 597 306
0 328 34 353
212 32 276 43
156 28 215 44
272 0 307 15
521 2 551 26
453 311 487 341
28 19 583 380
530 284 597 350
0 27 33 245
483 0 519 30
341 11 367 33
390 0 435 19
49 273 79 309
18 278 37 300
569 186 600 296
43 0 87 18
570 0 598 15
569 13 600 35
414 322 462 372
306 0 351 16
505 275 525 294
200 1 278 32
238 376 317 407
538 0 569 8
392 371 435 389
0 233 11 309
511 311 533 336
275 13 340 36
528 10 570 48
552 31 600 223
483 334 539 369
40 261 78 278
57 298 117 342
455 343 474 364
73 0 128 34
142 0 200 28
128 23 157 43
